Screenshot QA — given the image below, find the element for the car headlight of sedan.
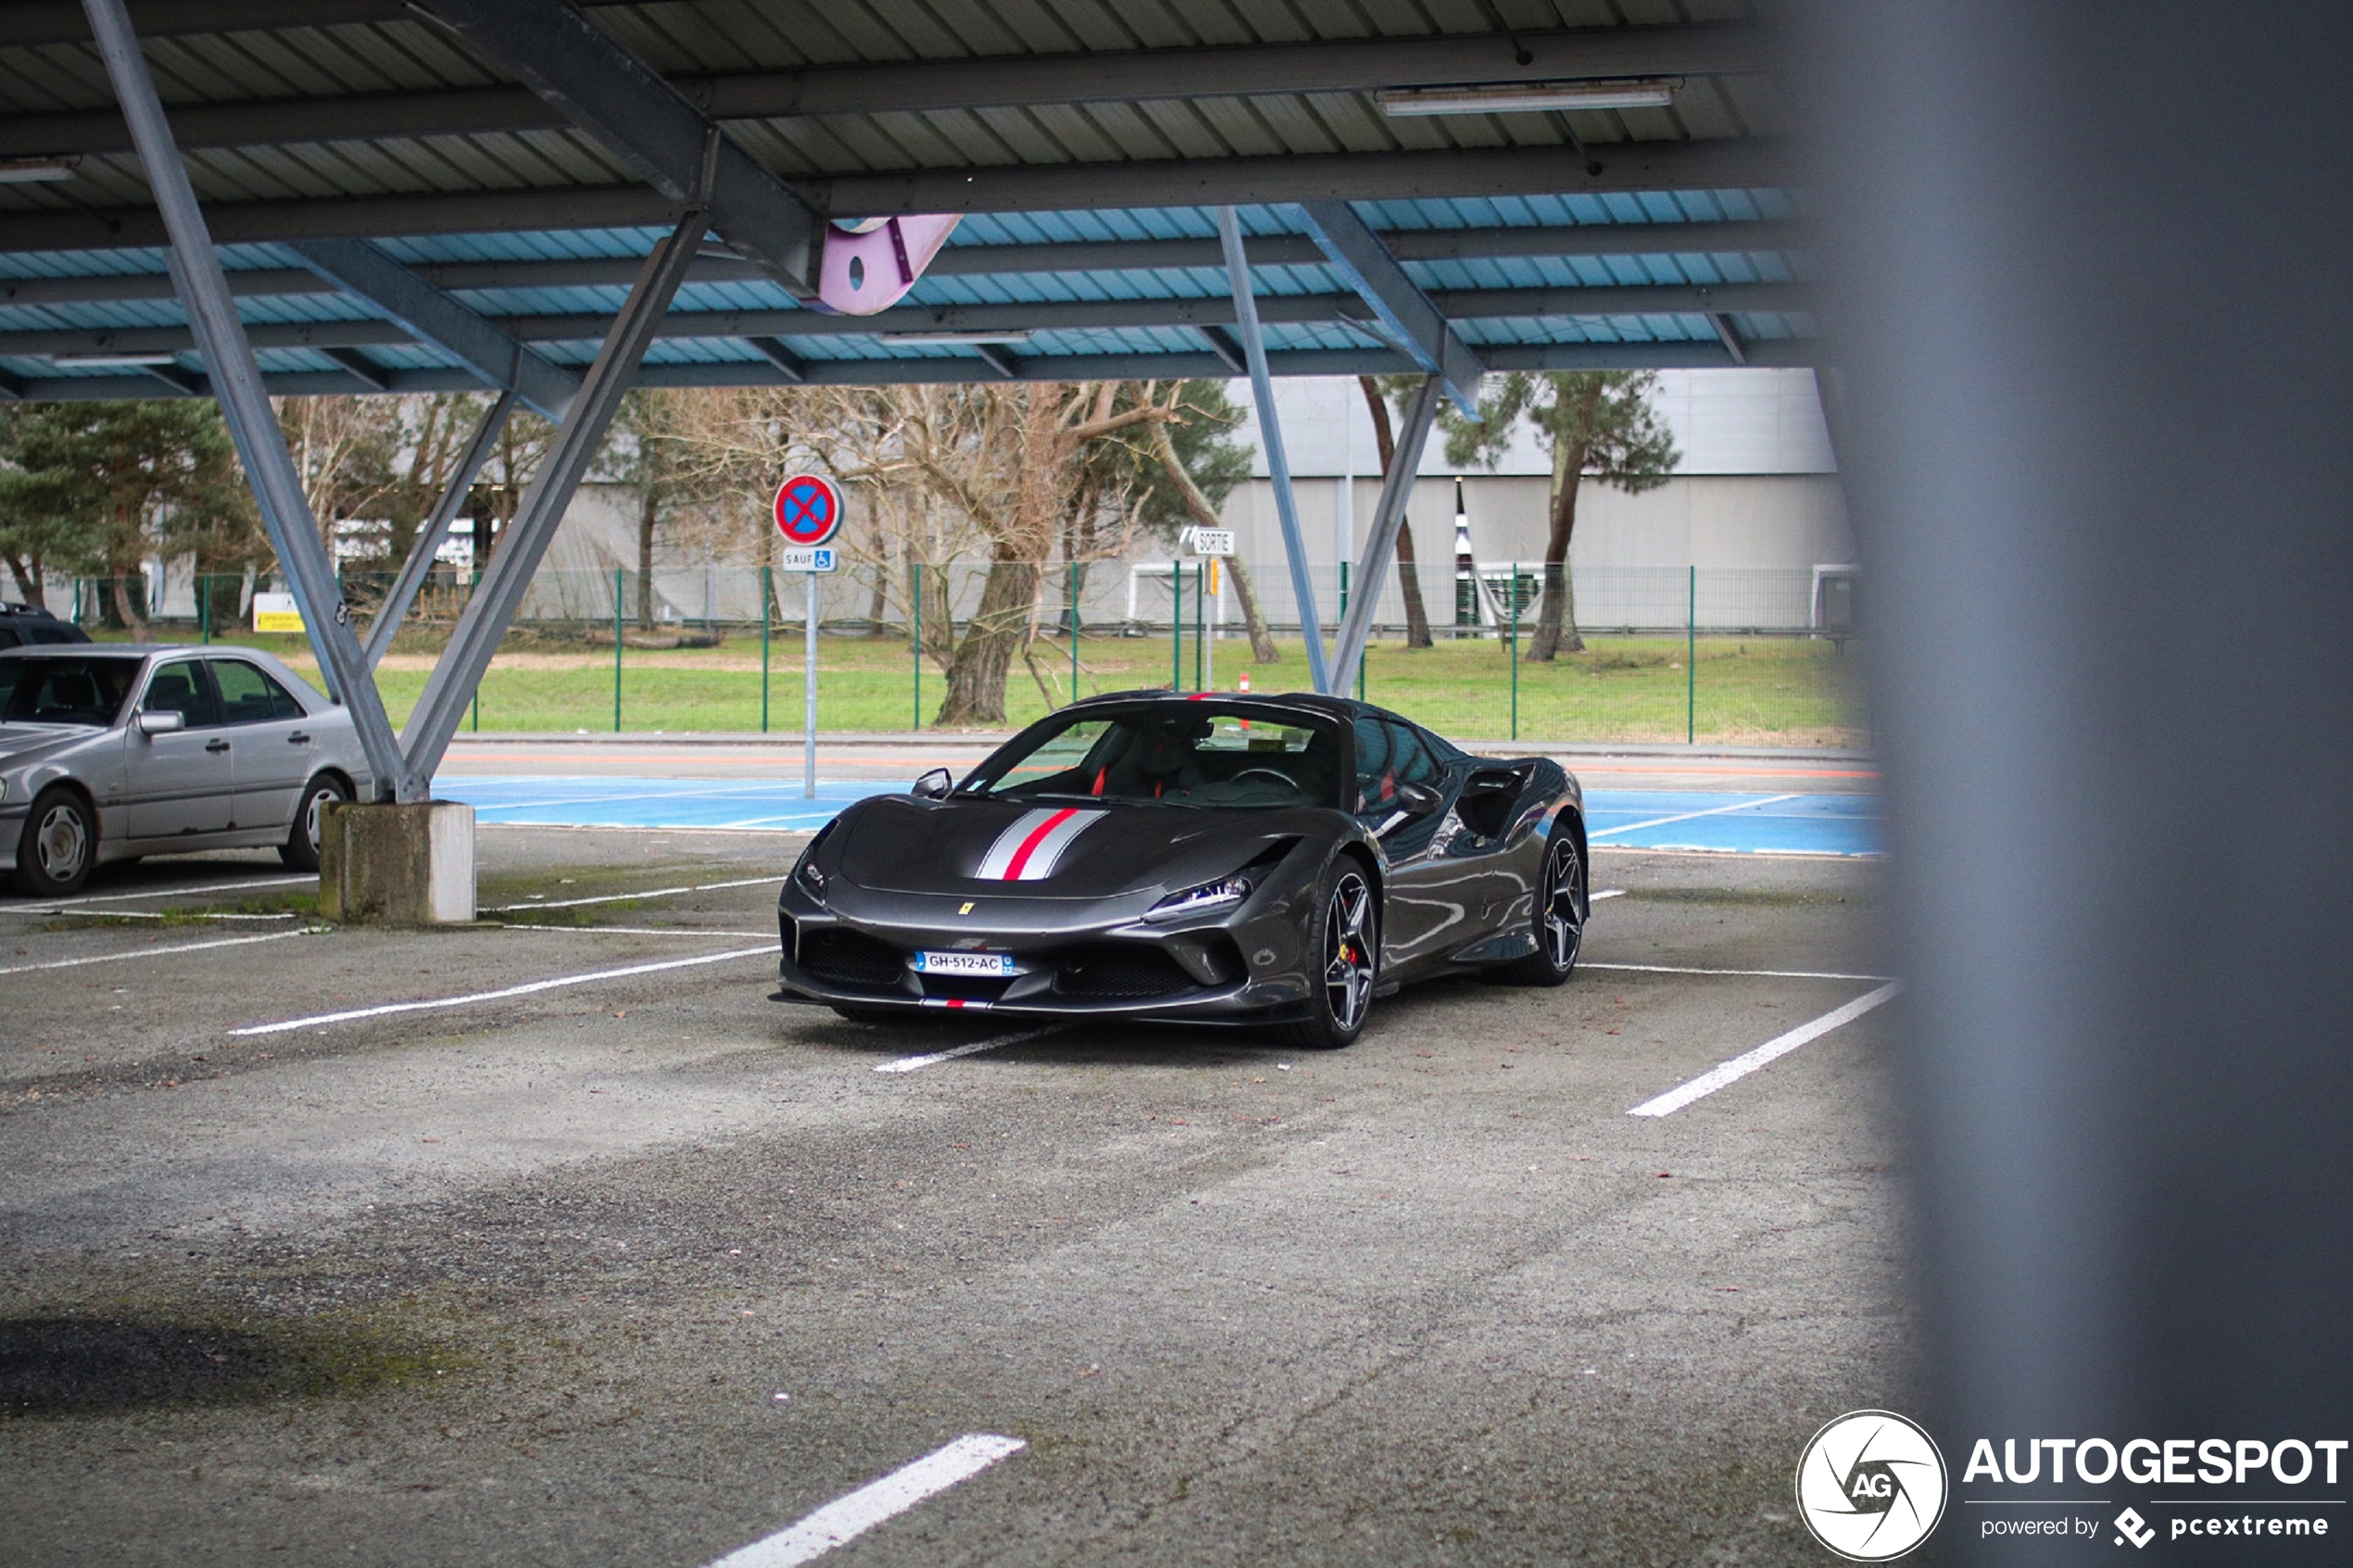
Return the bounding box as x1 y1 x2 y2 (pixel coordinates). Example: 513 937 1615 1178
1147 874 1253 922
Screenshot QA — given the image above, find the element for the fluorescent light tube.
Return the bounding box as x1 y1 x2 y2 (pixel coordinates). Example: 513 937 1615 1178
0 157 78 182
1377 79 1680 117
877 331 1033 345
54 350 180 367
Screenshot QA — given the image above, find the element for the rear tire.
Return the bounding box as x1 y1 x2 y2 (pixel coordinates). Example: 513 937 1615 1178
13 785 96 897
1274 857 1378 1051
1496 828 1584 986
279 773 349 871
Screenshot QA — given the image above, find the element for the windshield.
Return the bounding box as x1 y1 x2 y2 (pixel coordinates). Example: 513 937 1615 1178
963 704 1343 809
0 655 144 728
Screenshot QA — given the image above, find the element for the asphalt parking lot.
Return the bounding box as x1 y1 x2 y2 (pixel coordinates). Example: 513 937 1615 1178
0 772 1909 1567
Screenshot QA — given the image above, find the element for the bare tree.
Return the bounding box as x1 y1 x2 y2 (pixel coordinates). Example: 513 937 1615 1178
1149 419 1279 663
1360 375 1434 649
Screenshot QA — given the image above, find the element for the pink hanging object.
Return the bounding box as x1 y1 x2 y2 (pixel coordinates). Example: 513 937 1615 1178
813 214 963 315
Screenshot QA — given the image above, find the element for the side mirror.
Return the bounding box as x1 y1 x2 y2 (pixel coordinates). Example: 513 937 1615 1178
1396 781 1444 818
136 709 185 736
912 767 954 800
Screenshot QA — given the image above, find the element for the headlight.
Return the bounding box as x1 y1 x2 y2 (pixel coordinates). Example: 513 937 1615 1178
796 857 826 898
1147 874 1252 922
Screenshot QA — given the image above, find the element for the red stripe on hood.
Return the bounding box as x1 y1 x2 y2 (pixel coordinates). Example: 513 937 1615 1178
1001 807 1077 880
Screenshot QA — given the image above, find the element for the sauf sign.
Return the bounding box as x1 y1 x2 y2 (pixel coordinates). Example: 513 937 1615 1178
774 474 843 800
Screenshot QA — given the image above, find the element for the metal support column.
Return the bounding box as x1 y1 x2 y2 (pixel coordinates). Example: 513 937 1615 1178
364 390 513 669
398 212 706 789
82 0 409 801
1215 207 1330 694
1329 375 1441 698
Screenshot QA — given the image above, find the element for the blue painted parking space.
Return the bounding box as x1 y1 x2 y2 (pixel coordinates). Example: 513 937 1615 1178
435 775 899 834
1585 790 1882 857
434 775 1883 857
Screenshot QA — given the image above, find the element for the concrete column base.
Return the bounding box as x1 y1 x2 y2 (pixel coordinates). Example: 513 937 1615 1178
318 800 475 925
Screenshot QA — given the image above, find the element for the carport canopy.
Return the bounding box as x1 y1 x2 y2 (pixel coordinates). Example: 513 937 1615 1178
0 0 1806 796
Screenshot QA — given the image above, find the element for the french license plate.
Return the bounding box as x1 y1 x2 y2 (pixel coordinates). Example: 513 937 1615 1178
912 950 1013 977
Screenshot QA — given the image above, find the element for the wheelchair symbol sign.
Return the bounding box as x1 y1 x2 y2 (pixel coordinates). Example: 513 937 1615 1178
773 473 845 547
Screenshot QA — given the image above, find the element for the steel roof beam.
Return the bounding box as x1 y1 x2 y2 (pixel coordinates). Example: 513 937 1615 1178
78 0 409 804
0 22 1764 155
1330 375 1443 697
397 210 703 790
1219 205 1328 695
1295 201 1484 418
2 334 1806 403
402 0 821 297
743 336 806 383
317 345 389 389
0 0 404 46
0 284 1807 358
0 220 1804 304
362 388 510 670
0 141 1789 254
285 236 579 420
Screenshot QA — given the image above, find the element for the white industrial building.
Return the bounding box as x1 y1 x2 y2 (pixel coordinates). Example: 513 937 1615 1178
1211 368 1851 633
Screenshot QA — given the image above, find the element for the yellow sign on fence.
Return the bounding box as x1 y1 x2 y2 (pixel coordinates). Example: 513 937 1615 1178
251 592 304 633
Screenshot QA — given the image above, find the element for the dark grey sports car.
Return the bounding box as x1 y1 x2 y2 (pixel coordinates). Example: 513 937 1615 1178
775 691 1586 1049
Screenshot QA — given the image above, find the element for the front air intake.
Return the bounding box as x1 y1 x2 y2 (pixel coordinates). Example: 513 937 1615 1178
799 927 904 988
1054 943 1193 998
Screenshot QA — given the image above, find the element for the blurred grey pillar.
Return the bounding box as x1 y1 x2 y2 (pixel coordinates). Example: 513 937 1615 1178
1802 0 2353 1524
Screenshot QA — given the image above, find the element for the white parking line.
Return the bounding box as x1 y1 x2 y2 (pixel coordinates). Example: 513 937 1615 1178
40 909 297 922
1584 960 1894 982
0 927 319 976
1588 793 1802 840
496 923 774 938
0 873 314 912
1626 982 1902 1117
488 874 777 911
701 1434 1025 1568
1591 888 1625 901
875 1026 1070 1073
229 947 772 1036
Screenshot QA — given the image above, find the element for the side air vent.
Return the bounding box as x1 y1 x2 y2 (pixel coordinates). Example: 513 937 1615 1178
1055 943 1193 998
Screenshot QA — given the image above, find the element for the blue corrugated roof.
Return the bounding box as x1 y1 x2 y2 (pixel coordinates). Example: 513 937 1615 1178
0 200 1811 396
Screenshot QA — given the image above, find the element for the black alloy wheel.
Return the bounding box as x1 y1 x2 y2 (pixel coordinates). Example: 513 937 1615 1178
14 785 95 897
280 773 349 871
1499 830 1585 986
1278 859 1377 1050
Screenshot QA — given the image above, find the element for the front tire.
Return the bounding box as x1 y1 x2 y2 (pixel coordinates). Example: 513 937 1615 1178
1275 858 1378 1051
14 785 96 897
1497 828 1585 986
280 773 349 871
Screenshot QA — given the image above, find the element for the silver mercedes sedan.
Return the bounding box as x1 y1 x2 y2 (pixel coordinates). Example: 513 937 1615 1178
0 644 375 897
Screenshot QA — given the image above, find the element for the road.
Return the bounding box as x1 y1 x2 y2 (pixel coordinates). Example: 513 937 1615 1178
0 791 1906 1567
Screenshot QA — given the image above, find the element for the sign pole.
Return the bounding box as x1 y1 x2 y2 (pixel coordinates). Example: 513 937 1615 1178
1203 558 1214 693
804 566 819 799
772 470 846 800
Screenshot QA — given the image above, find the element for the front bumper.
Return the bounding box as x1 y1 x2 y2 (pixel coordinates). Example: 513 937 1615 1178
774 879 1317 1023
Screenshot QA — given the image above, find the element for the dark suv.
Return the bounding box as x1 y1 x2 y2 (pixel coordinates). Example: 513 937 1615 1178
0 604 92 650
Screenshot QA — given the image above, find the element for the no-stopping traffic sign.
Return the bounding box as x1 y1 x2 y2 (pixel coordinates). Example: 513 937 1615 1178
773 473 845 547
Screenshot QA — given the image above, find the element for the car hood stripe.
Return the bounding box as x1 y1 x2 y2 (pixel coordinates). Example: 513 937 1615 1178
975 806 1101 882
